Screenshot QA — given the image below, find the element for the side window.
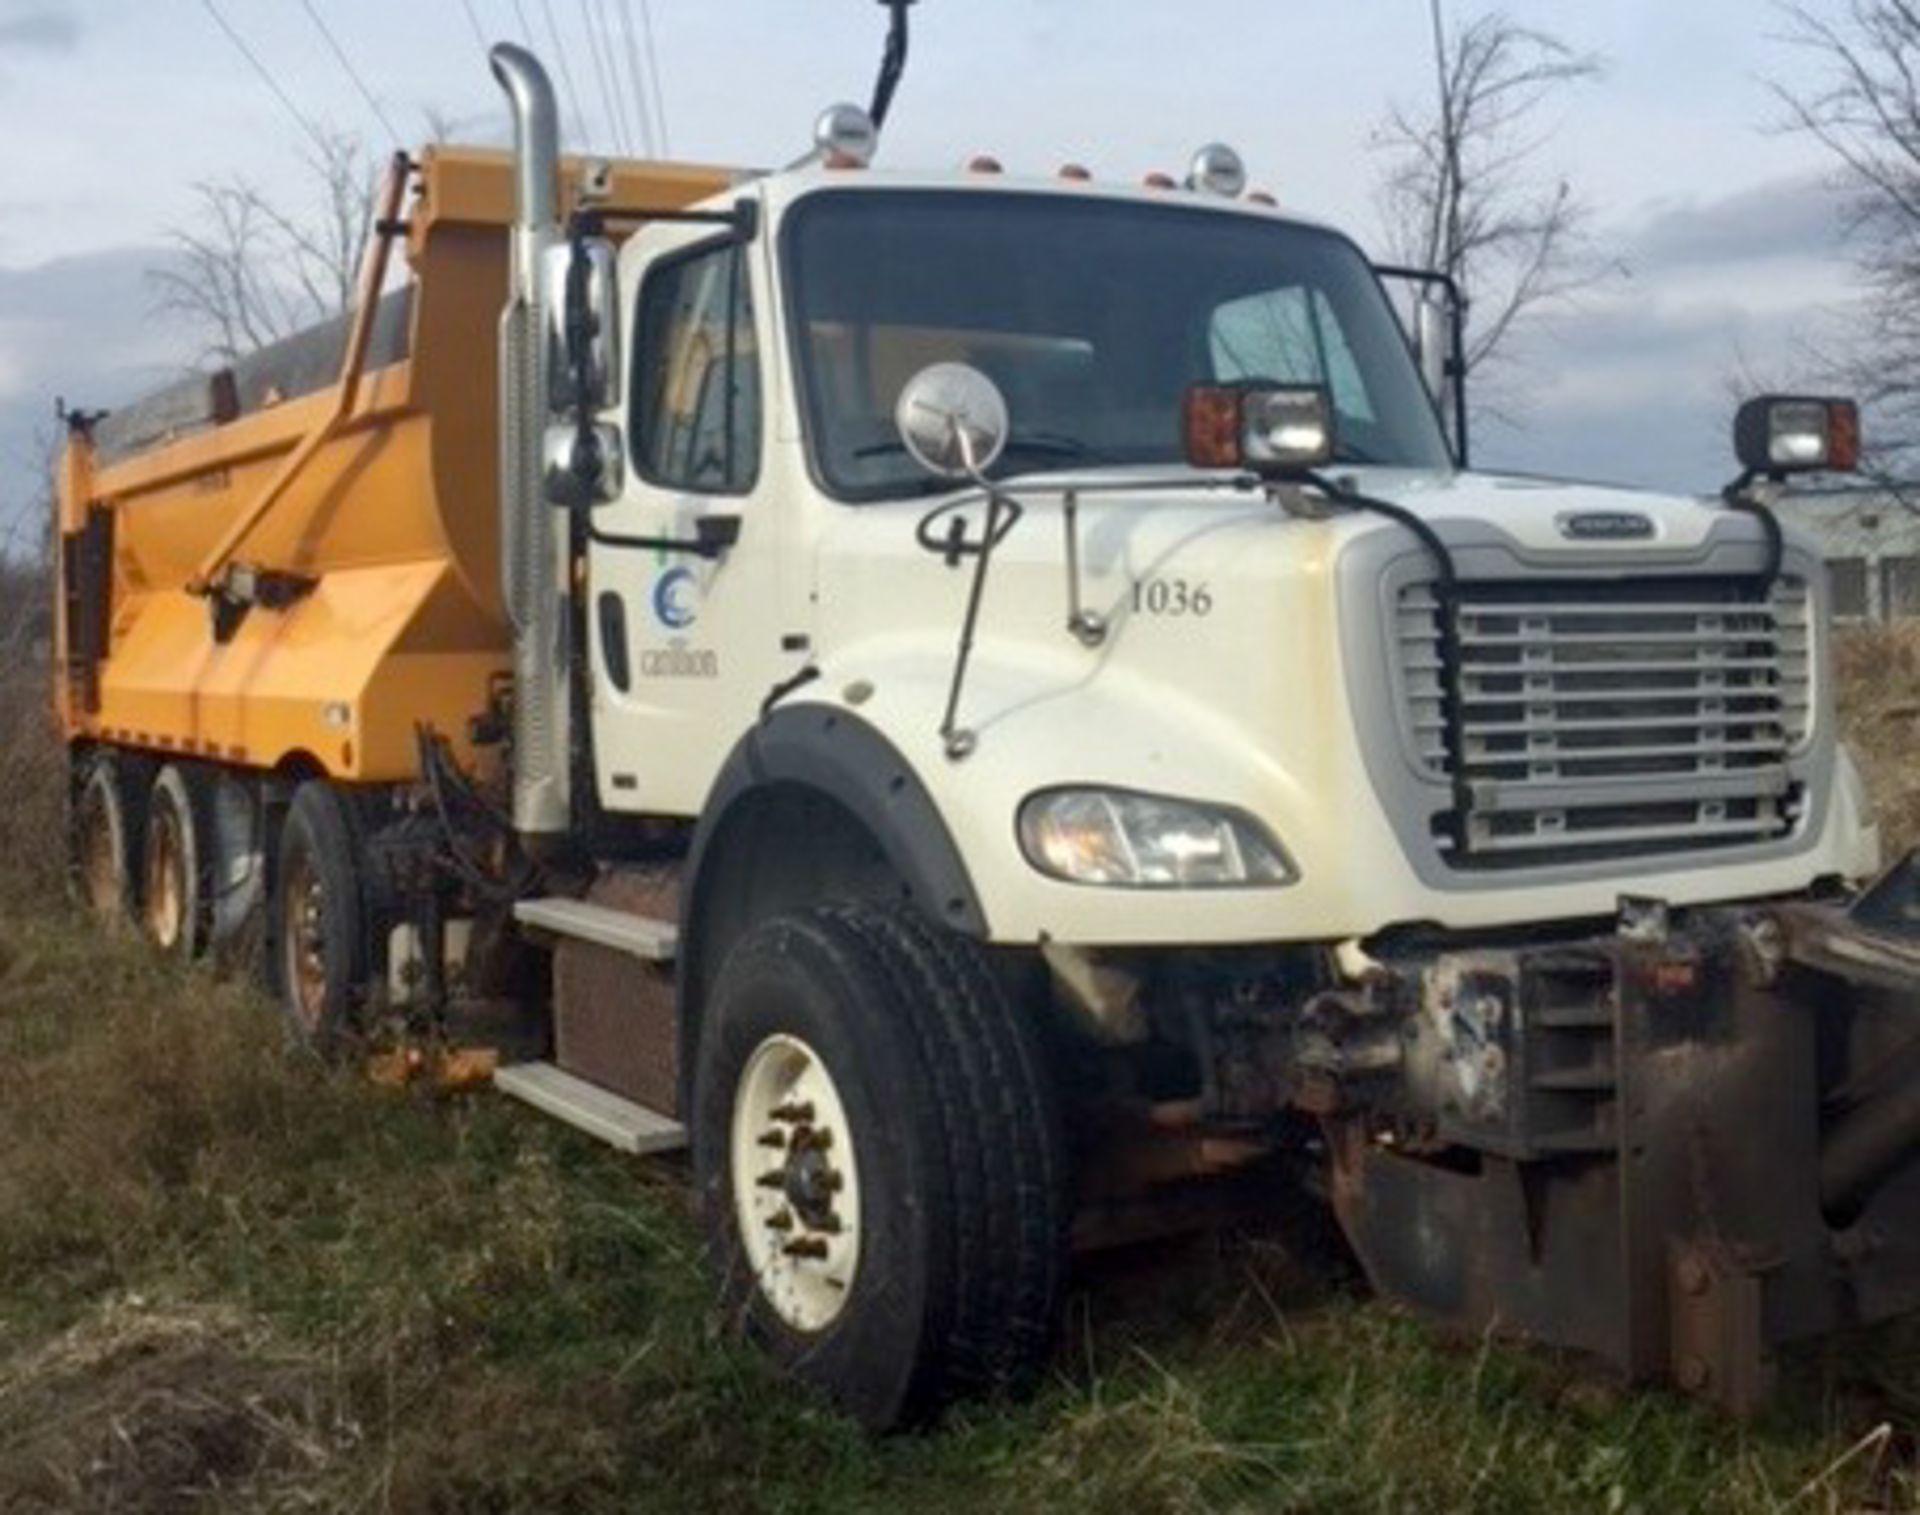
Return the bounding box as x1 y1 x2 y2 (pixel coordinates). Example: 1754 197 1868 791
1209 287 1377 423
632 240 760 494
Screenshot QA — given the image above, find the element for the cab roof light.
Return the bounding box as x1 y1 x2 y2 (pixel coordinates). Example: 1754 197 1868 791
965 153 1004 174
1142 171 1177 190
1186 142 1247 197
1058 162 1093 182
813 102 877 169
1247 189 1278 207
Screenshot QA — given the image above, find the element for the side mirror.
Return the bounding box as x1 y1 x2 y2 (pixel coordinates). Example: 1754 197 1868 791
1733 395 1860 479
543 421 624 507
1414 295 1452 406
895 363 1010 479
1183 382 1335 476
543 236 621 413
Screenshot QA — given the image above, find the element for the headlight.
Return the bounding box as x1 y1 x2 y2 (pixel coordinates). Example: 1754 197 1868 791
1017 788 1295 888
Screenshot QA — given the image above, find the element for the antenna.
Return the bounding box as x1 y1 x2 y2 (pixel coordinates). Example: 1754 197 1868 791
868 0 915 131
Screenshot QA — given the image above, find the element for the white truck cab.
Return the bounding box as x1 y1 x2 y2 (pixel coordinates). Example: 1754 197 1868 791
486 85 1908 1425
583 165 1877 952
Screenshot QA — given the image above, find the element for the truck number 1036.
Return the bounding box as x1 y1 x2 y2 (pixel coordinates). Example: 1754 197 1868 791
1131 578 1214 617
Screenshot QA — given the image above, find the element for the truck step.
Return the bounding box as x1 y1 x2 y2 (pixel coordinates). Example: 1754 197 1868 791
513 898 678 961
493 1060 687 1154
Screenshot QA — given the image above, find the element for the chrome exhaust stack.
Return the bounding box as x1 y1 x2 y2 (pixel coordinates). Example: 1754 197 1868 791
490 43 571 840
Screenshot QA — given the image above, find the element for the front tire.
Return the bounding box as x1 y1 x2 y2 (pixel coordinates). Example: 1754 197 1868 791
269 781 367 1054
693 904 1067 1430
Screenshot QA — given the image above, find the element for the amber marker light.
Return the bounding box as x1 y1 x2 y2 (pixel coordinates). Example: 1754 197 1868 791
1182 385 1246 470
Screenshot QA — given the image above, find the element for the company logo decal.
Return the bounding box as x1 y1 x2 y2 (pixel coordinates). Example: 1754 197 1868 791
651 567 700 629
1557 511 1655 542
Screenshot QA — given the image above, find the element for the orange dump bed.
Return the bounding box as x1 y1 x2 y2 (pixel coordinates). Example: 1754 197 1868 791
54 147 733 783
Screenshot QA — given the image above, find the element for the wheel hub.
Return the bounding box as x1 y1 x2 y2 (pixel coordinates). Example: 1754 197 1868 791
144 808 184 948
780 1132 841 1230
730 1034 862 1333
282 857 329 1032
80 800 118 917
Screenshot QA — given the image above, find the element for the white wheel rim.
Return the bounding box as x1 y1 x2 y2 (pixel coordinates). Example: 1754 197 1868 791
730 1032 862 1333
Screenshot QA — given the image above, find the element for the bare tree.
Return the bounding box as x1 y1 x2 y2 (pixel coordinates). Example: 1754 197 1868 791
1374 3 1607 384
148 130 376 365
1773 2 1920 464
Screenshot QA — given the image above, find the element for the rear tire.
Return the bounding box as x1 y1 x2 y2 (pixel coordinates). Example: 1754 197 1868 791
140 765 211 959
269 781 367 1055
693 903 1067 1430
70 754 143 926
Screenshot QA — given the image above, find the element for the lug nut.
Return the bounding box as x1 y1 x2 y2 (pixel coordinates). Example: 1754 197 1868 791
758 1130 786 1149
756 1171 785 1190
765 1209 794 1232
770 1101 815 1124
783 1237 829 1260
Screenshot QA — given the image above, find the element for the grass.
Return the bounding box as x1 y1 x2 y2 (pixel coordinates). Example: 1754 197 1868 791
0 636 1918 1510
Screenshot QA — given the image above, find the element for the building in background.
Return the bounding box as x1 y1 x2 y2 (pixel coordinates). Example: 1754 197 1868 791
1780 485 1920 622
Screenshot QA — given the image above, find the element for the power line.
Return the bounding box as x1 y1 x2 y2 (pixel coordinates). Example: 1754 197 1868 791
636 0 670 155
511 0 536 48
595 0 649 157
454 0 490 60
613 0 657 157
198 0 336 161
537 0 590 147
579 0 630 155
295 0 404 145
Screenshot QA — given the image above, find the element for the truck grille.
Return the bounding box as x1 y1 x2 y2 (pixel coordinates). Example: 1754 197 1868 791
1396 577 1812 869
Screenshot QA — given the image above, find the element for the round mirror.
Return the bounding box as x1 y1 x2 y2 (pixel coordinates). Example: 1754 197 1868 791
894 363 1010 479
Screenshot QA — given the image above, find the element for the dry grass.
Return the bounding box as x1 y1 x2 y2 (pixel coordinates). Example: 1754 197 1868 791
0 559 62 913
1837 621 1920 858
0 1299 352 1513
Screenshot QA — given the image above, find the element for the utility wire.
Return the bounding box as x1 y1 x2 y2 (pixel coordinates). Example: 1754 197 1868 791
596 0 649 156
454 0 490 59
295 0 404 145
511 0 536 48
578 0 630 155
614 0 657 157
537 0 590 147
636 0 670 155
197 0 337 161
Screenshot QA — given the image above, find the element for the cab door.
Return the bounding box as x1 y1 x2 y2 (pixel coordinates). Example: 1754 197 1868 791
586 214 798 815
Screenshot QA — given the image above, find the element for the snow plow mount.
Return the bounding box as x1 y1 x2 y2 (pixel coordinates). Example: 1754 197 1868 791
1320 878 1920 1414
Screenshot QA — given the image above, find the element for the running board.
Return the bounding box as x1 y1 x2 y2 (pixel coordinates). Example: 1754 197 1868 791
493 1060 687 1154
513 897 678 961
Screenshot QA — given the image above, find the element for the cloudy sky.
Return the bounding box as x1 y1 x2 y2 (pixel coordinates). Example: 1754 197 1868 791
0 0 1868 536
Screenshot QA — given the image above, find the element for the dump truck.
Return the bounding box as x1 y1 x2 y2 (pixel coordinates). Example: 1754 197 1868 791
51 7 1920 1428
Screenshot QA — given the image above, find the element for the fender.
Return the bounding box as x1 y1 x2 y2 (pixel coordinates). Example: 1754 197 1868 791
676 703 986 1082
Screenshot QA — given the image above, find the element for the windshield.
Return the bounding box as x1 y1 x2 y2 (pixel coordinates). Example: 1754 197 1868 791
784 189 1452 500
